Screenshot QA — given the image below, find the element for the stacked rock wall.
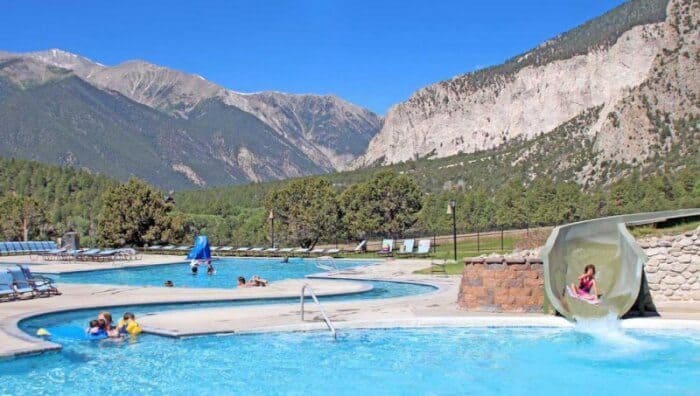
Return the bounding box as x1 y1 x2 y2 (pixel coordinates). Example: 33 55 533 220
458 257 544 312
639 228 700 303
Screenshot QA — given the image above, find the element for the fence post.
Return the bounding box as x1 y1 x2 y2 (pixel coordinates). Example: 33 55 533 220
476 226 480 254
501 226 504 251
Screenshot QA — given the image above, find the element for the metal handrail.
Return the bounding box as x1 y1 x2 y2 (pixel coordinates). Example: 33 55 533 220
315 258 339 274
300 284 337 339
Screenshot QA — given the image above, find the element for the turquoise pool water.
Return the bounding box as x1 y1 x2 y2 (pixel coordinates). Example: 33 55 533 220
49 258 366 288
2 326 698 395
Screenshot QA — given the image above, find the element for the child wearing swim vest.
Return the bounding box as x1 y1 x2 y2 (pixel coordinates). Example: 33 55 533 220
117 312 142 335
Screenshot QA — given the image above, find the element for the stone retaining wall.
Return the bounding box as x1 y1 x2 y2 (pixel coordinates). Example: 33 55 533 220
458 257 544 312
639 228 700 303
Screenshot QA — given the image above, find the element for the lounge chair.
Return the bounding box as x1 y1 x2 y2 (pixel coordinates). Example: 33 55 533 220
377 239 394 256
218 246 234 252
18 265 60 296
5 242 18 255
249 247 264 255
310 248 325 255
210 246 220 252
415 239 432 256
161 245 176 251
116 248 139 260
294 248 310 256
148 245 163 250
7 267 37 298
19 242 31 253
352 240 367 253
176 245 191 251
41 248 66 261
97 249 118 261
278 248 294 255
325 248 340 256
397 239 415 256
263 248 278 256
0 271 17 301
78 249 101 261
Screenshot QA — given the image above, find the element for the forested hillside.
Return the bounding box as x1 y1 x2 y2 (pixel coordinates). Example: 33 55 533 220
0 157 116 244
0 154 697 248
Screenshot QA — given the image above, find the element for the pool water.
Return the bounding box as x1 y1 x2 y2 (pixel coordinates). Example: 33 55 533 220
1 326 698 395
50 258 367 288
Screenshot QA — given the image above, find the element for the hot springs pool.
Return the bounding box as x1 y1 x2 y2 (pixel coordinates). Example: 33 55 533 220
3 259 698 394
1 325 698 395
48 257 366 288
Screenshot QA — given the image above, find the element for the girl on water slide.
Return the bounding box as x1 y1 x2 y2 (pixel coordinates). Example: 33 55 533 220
569 264 599 303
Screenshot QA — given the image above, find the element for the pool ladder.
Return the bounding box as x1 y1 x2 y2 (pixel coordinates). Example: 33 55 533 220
300 284 337 339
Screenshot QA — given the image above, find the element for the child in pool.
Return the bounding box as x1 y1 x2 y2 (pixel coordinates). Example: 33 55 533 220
206 260 215 275
570 264 598 301
117 312 142 335
86 319 101 335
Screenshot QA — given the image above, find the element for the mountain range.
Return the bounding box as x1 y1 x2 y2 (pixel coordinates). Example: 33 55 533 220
0 50 382 189
0 0 697 190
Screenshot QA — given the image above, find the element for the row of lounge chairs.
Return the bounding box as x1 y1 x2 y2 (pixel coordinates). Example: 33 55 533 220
377 238 432 257
146 239 432 257
0 265 60 302
147 245 344 257
41 248 141 262
0 241 58 256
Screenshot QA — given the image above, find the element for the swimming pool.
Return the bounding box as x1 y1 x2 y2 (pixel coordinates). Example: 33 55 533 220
2 326 698 395
49 257 368 288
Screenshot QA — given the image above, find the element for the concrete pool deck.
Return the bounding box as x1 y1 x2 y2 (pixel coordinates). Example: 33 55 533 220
0 255 698 358
0 278 370 357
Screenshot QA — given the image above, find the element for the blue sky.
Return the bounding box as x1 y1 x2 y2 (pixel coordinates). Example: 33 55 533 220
1 0 625 114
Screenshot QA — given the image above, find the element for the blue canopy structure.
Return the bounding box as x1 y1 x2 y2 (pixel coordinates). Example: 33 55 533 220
187 236 211 260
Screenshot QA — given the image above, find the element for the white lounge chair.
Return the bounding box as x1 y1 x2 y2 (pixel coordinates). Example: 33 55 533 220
397 239 415 255
352 240 367 253
377 239 394 256
278 247 294 253
310 248 325 255
415 239 431 256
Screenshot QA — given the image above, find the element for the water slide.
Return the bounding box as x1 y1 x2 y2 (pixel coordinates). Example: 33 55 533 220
541 209 700 320
187 235 211 260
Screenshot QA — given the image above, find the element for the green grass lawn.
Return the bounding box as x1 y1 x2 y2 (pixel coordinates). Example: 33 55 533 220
629 219 700 238
334 234 519 263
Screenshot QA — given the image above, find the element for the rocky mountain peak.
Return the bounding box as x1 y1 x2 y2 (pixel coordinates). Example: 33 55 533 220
355 0 689 176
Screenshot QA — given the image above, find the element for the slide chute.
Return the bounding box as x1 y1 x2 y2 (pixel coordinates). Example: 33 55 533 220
187 235 211 260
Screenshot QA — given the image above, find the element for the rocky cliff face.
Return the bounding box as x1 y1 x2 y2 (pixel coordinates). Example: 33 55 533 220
357 0 697 182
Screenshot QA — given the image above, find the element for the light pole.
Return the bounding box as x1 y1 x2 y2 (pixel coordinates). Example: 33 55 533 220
268 210 275 248
447 200 457 262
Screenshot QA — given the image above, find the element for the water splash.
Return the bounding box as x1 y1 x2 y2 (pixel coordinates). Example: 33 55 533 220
573 313 656 356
